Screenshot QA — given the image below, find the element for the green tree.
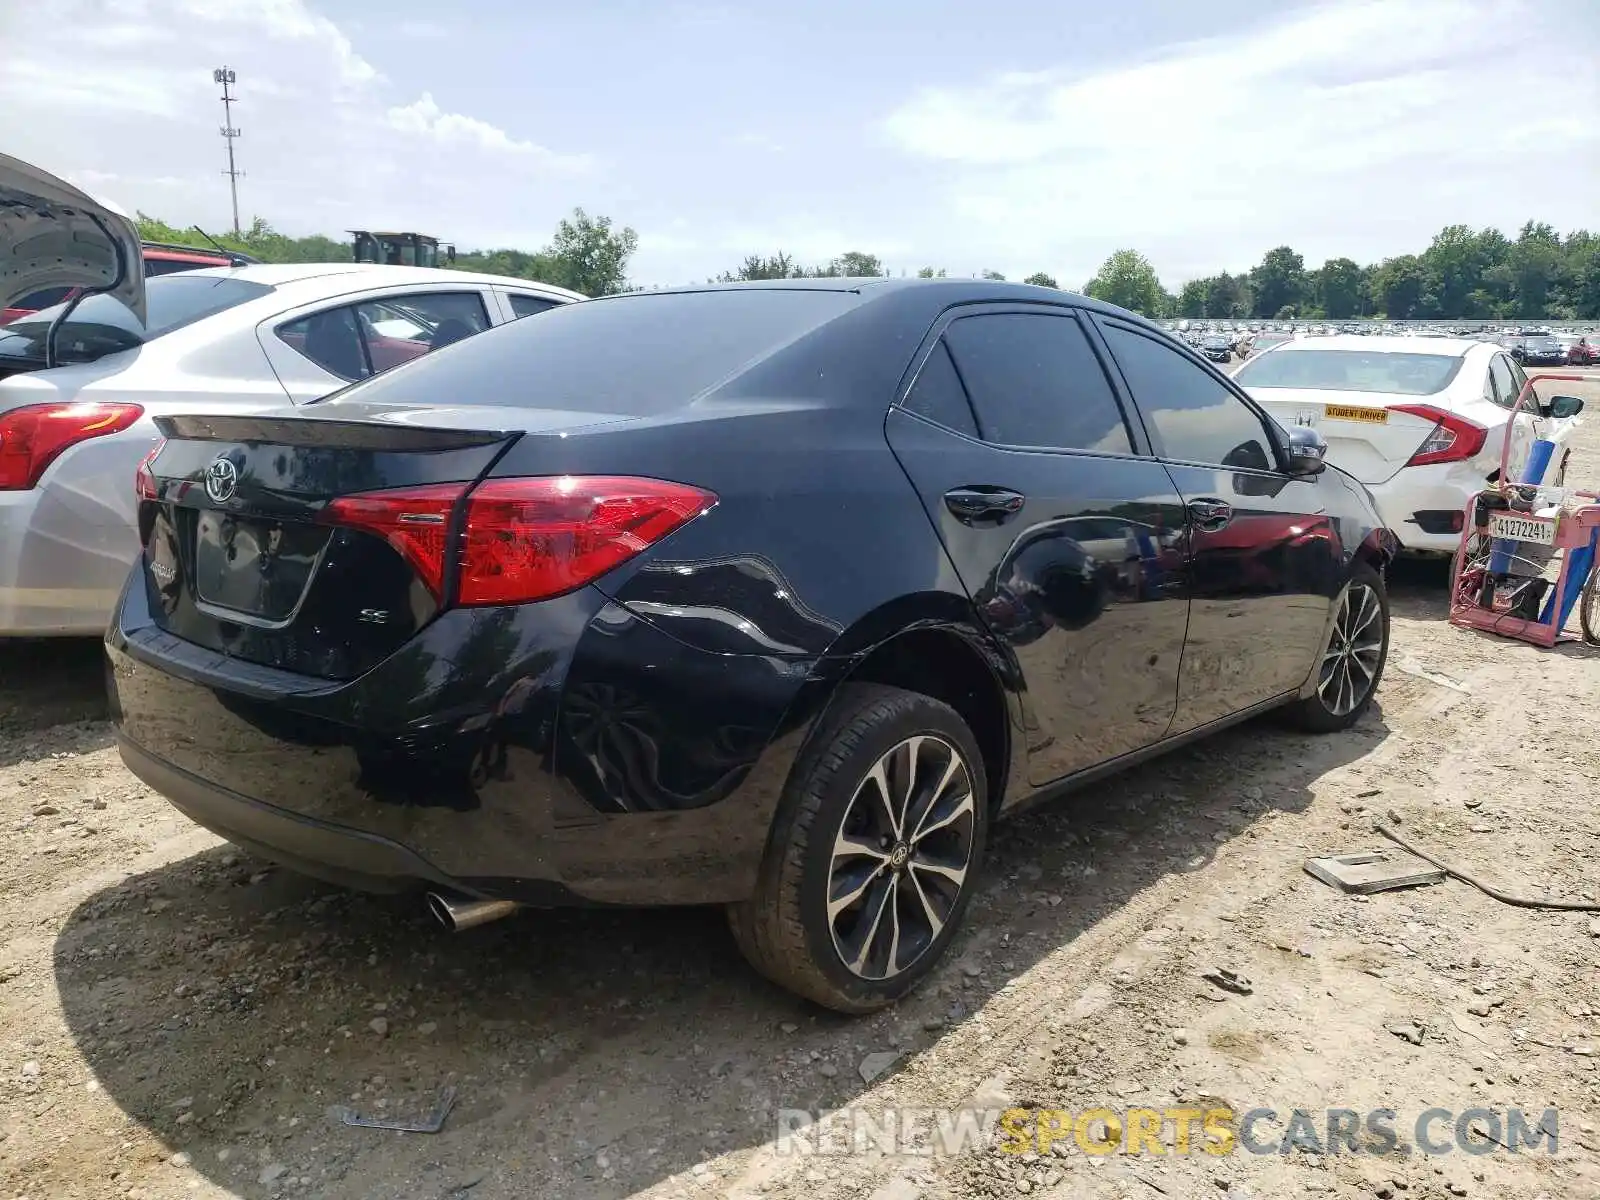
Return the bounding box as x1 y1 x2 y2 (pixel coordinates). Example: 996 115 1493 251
980 269 1006 281
719 252 800 281
832 251 885 277
543 207 639 297
1083 249 1165 315
1509 221 1562 318
1023 271 1058 288
1176 278 1207 318
1201 272 1251 319
1372 254 1427 319
1249 246 1306 319
916 266 947 278
1315 258 1366 318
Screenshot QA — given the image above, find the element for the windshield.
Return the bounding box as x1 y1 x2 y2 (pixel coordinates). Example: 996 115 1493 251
0 275 273 364
315 288 861 415
1234 349 1466 395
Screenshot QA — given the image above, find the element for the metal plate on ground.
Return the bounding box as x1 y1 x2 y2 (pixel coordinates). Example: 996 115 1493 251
1304 850 1445 894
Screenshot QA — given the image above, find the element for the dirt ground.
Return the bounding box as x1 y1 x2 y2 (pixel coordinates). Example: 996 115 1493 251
3 375 1600 1200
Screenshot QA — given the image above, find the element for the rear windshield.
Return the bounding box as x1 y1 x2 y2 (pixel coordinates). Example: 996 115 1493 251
313 288 860 415
1233 349 1465 395
0 275 272 365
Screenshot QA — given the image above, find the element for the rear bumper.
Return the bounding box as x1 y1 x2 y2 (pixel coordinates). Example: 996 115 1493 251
108 574 818 905
0 487 132 636
118 734 478 895
1368 463 1480 553
0 428 148 637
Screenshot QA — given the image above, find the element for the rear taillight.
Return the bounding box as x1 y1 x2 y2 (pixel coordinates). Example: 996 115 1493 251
1388 404 1487 467
318 476 716 606
135 438 164 501
0 402 144 491
457 477 716 606
319 483 464 601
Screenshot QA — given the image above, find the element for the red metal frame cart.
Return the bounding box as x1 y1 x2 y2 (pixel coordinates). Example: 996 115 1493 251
1447 373 1600 647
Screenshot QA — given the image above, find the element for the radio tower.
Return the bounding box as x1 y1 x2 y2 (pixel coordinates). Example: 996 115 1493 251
214 67 243 235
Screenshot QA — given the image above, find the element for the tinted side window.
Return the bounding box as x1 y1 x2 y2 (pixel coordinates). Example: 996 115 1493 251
355 291 490 373
901 342 978 437
944 313 1132 454
1101 324 1276 470
1487 354 1516 409
509 293 559 319
279 307 370 382
1504 354 1529 404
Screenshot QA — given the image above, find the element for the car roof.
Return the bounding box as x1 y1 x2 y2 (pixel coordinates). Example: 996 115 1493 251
599 276 1161 325
1271 334 1482 357
164 262 584 299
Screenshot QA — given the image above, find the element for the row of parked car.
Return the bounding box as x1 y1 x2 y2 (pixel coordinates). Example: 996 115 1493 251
1169 320 1600 367
3 155 1584 1013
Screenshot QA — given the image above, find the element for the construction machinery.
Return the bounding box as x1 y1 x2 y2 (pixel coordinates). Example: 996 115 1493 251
350 231 456 269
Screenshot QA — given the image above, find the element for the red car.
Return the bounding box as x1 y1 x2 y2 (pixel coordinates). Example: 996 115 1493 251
1558 334 1599 366
0 240 256 324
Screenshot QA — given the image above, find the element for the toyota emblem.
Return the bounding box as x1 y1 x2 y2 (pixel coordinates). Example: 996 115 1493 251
204 457 239 504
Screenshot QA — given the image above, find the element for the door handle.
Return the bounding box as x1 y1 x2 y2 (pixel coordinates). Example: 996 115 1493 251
944 486 1026 526
1187 498 1233 532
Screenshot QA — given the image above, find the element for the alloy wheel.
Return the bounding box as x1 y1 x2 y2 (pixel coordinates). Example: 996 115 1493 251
1318 582 1384 717
826 734 977 981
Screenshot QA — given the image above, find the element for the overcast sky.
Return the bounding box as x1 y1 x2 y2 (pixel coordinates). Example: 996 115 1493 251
4 0 1596 289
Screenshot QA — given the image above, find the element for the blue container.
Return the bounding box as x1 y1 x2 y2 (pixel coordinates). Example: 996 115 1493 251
1542 528 1598 629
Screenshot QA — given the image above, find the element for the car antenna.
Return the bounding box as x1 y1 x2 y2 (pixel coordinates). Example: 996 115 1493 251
190 225 254 269
189 225 227 253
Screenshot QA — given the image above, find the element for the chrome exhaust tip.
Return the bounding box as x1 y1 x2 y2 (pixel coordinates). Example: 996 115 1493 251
426 892 520 932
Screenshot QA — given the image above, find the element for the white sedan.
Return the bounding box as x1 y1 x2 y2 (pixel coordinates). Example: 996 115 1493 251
1232 335 1585 553
0 159 581 635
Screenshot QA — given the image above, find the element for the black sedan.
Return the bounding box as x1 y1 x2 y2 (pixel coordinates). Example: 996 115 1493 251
108 279 1396 1012
1199 334 1234 362
1511 335 1567 366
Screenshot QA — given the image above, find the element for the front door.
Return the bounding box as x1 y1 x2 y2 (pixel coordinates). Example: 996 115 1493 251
885 306 1190 791
1094 317 1339 732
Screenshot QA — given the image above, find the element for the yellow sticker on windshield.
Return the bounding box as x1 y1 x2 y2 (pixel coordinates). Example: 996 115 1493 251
1324 404 1388 424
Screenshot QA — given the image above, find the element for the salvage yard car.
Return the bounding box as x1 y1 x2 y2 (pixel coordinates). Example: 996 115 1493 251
1232 335 1583 553
0 154 581 636
110 277 1398 1013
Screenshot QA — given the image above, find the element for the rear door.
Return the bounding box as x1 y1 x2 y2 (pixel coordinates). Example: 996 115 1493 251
1094 317 1339 732
884 304 1190 791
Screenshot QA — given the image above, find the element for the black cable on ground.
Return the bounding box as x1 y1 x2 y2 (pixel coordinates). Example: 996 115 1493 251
1373 822 1600 912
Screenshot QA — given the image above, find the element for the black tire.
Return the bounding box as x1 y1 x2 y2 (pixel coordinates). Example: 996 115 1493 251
728 683 989 1013
1281 562 1390 733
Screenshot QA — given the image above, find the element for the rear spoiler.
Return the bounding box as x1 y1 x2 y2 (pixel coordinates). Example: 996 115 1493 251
155 412 514 452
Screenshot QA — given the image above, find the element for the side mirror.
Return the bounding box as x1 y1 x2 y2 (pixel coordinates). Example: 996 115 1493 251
1547 395 1584 419
1282 424 1328 476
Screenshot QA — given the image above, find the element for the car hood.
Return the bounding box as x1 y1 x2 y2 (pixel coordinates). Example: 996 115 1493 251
0 152 145 324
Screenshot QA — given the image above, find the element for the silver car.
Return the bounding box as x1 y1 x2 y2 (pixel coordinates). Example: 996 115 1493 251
0 159 582 636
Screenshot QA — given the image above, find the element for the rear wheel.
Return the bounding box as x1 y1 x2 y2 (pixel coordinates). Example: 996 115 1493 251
1580 561 1600 647
728 683 988 1013
1282 562 1389 732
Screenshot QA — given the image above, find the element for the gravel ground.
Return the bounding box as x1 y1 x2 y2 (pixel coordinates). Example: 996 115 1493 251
2 374 1599 1200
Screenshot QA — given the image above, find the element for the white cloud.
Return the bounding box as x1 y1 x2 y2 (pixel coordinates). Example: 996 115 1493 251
880 0 1600 287
386 93 592 168
0 0 593 249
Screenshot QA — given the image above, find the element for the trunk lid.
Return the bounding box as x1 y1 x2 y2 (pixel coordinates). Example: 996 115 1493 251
139 404 643 679
1244 386 1443 484
0 151 145 323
